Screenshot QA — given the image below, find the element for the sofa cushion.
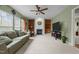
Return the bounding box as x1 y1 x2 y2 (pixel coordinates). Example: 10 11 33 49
23 32 27 35
7 37 23 49
0 42 8 54
18 31 26 36
7 35 29 49
0 36 12 45
15 30 20 37
0 32 7 36
15 30 27 37
7 34 29 53
6 31 17 39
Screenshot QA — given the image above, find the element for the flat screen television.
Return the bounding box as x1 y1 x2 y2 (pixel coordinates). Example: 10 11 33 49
53 22 61 32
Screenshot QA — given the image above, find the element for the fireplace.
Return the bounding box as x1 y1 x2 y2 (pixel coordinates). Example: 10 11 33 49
37 29 42 35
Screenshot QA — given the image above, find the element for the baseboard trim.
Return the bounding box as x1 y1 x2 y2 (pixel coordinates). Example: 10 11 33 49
67 41 75 46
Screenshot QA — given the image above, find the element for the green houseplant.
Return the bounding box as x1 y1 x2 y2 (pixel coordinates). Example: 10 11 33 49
61 36 67 43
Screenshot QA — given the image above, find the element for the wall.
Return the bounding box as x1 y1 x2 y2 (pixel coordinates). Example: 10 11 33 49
35 18 45 35
52 5 77 44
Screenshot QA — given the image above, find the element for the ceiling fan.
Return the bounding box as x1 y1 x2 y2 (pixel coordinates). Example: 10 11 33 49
30 5 48 15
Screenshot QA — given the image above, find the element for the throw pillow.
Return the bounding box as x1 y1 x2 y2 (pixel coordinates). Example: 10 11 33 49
6 31 17 39
0 36 12 45
19 31 26 36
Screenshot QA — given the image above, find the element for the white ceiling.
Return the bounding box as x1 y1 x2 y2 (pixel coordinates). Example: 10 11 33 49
10 5 67 19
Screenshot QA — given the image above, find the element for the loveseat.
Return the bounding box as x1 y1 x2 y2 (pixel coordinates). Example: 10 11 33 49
0 30 30 54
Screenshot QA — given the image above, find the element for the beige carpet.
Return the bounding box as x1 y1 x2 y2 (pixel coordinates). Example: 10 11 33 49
16 34 79 54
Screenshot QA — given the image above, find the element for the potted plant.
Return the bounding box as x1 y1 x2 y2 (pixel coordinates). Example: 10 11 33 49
61 36 67 43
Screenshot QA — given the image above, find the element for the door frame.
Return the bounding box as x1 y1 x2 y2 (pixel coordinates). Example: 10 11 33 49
71 6 79 46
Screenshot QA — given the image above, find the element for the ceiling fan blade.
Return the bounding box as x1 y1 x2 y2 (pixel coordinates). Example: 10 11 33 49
36 5 40 11
40 11 45 14
40 8 48 11
30 10 38 12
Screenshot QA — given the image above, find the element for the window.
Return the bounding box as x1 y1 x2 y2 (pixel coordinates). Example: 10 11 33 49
14 16 20 30
0 9 23 32
0 10 13 31
21 19 25 32
7 13 13 26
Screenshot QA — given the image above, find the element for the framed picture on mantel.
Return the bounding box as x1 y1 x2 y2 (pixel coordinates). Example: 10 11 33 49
38 21 42 25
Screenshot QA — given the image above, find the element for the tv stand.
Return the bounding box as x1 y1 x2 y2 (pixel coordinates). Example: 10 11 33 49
52 32 61 40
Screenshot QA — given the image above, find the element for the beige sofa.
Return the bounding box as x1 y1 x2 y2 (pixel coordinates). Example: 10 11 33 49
0 30 30 54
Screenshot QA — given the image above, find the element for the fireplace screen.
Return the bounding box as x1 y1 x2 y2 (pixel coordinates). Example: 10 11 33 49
37 29 42 35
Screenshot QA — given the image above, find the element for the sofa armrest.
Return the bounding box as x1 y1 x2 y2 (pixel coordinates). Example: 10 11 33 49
0 42 8 54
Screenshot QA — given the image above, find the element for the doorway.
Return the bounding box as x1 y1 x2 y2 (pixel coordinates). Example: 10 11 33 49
28 19 35 36
71 6 79 47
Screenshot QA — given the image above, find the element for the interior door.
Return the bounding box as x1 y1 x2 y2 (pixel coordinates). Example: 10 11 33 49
45 19 51 33
28 19 35 33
